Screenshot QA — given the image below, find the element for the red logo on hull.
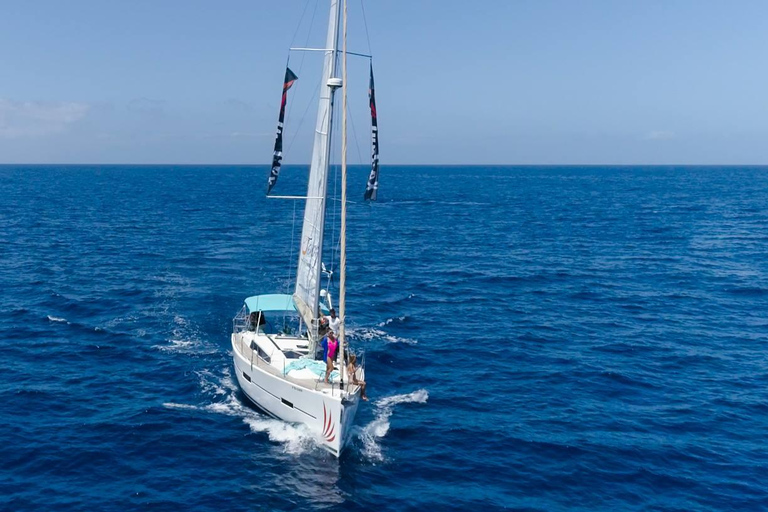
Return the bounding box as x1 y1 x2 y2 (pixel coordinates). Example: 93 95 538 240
322 403 336 443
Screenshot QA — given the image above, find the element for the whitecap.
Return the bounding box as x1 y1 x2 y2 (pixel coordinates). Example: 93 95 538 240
376 316 408 327
103 314 138 328
155 338 196 352
348 327 418 345
47 315 68 324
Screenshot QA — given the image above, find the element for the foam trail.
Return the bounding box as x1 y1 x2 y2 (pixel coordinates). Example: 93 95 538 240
243 417 319 455
348 327 418 345
196 369 228 396
168 366 323 455
205 391 322 455
163 402 199 411
153 313 217 354
359 389 429 461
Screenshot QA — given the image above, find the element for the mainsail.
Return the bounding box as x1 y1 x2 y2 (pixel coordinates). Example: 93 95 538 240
267 67 298 194
293 0 341 327
364 64 380 201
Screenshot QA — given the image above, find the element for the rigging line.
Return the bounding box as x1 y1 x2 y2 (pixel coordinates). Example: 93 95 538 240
328 98 341 279
360 0 373 55
285 75 320 155
286 0 319 122
346 98 365 166
288 0 311 48
286 200 298 296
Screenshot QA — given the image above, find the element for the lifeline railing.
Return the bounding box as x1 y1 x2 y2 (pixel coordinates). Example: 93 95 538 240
235 332 345 397
232 305 248 333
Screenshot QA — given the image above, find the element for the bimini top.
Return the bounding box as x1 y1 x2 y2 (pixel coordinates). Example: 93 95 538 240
244 294 296 313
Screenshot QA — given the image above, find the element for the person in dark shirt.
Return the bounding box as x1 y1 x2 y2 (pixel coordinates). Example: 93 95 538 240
249 311 267 332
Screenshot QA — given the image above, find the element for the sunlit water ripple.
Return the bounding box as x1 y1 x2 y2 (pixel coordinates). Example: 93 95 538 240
1 165 767 511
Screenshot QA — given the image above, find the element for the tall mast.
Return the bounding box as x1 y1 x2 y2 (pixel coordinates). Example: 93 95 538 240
338 0 348 387
293 0 341 330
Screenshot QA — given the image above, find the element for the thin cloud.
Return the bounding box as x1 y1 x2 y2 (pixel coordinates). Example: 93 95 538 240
644 130 676 140
127 97 166 116
0 99 90 138
221 98 255 112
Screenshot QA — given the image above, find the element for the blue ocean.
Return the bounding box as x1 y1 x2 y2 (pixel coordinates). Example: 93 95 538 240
1 165 767 511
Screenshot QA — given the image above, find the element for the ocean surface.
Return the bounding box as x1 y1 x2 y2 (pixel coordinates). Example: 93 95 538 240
1 165 767 511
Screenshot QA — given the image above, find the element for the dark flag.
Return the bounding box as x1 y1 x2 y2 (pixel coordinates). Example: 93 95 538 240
364 64 380 201
267 67 298 194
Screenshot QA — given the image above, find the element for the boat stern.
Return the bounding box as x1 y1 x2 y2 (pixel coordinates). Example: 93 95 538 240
318 391 360 456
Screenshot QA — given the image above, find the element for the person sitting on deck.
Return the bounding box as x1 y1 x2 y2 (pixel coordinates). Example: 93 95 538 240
347 353 368 401
324 332 339 384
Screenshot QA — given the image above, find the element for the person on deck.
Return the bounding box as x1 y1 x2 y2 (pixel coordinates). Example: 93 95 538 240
318 315 330 337
324 332 339 384
249 311 266 332
324 308 341 335
347 354 368 401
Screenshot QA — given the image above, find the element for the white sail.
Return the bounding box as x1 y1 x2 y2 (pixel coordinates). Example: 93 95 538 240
293 0 341 326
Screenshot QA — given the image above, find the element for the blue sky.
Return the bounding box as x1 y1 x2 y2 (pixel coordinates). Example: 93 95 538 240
1 0 767 164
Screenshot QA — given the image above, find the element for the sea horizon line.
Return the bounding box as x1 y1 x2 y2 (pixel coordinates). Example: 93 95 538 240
2 163 768 168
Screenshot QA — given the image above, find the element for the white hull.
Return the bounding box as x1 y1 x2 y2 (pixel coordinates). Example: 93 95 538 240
231 334 360 456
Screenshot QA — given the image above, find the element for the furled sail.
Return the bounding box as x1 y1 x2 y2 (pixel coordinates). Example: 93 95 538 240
266 67 298 194
293 0 340 328
364 64 380 201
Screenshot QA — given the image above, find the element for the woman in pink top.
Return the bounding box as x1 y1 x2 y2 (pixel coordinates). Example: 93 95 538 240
324 332 338 383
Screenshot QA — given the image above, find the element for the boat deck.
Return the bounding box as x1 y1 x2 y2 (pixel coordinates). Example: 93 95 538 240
233 331 361 398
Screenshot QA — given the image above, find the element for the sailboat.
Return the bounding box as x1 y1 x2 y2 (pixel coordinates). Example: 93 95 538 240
231 0 380 456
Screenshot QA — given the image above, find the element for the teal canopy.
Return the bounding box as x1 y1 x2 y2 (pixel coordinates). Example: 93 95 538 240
243 293 330 315
244 294 296 313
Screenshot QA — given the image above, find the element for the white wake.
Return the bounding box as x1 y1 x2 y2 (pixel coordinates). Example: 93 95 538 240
358 389 429 461
163 367 322 455
154 314 217 354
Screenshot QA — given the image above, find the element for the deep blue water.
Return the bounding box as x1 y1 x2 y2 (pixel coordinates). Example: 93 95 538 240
2 165 768 511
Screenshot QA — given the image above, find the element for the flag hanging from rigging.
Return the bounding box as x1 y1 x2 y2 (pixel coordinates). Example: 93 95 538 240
267 67 298 194
364 64 380 201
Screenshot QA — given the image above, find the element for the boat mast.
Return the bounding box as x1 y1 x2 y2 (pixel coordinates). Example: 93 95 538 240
338 0 348 387
293 0 341 332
